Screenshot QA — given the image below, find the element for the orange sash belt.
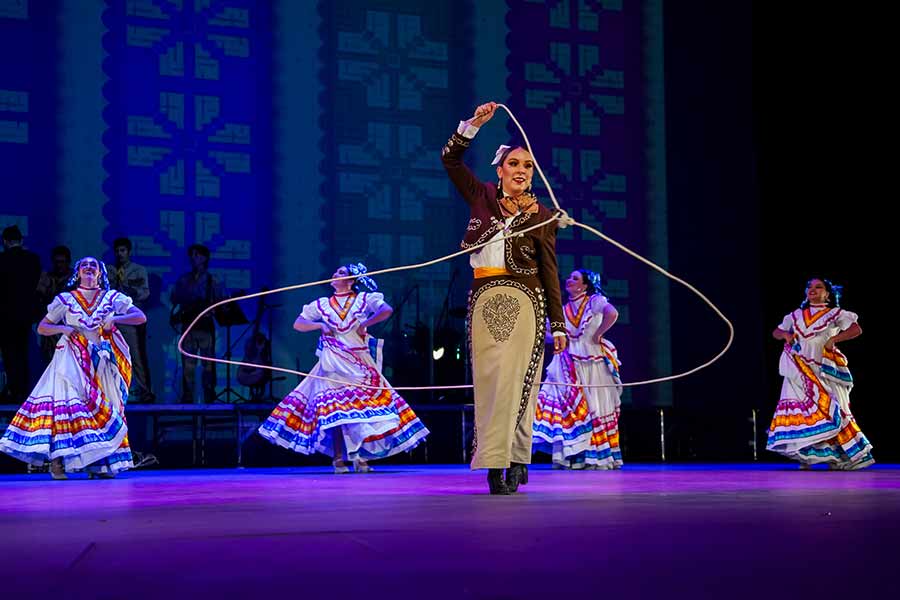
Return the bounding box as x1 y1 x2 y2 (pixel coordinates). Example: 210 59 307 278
473 267 510 279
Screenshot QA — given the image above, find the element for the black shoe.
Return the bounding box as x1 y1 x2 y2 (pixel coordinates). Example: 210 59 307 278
487 469 511 495
506 463 529 493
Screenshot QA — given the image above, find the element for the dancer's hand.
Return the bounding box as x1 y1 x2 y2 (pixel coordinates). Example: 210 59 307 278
356 323 368 338
320 323 334 336
592 332 603 345
102 313 119 332
824 337 835 351
553 335 567 354
469 102 498 127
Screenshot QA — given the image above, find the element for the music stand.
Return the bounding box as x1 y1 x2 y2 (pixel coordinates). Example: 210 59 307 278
214 298 250 403
260 298 285 402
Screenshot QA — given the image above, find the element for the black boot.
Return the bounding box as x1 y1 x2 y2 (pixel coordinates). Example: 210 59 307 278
505 462 529 493
487 469 511 495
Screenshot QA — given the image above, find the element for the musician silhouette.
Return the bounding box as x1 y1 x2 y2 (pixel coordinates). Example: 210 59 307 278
171 244 226 403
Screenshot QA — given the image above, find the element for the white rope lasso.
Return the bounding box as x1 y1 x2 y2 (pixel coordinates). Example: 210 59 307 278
177 104 733 391
499 102 734 386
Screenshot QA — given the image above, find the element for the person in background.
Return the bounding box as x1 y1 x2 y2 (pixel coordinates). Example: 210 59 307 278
258 263 429 473
36 245 74 365
172 244 225 403
533 269 623 470
0 225 42 403
108 237 154 402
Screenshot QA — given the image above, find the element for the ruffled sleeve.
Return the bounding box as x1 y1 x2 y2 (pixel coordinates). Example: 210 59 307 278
777 312 794 332
589 294 609 315
45 294 67 323
111 291 135 314
834 309 859 331
363 292 387 314
300 299 323 321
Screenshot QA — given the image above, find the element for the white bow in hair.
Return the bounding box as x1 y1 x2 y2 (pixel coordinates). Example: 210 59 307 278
491 144 512 166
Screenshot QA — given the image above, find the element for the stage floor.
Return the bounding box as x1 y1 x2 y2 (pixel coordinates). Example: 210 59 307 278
2 464 897 599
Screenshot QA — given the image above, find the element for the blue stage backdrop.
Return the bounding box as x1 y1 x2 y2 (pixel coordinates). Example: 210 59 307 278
0 0 59 254
99 0 273 399
1 0 669 407
506 0 669 406
317 0 474 386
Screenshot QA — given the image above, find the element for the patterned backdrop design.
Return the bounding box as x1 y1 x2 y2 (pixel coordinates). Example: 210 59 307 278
0 0 59 257
318 0 473 384
101 0 272 400
1 0 667 405
0 0 59 389
506 0 655 405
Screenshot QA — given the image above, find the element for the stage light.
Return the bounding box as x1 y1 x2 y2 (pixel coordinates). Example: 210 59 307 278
432 347 445 361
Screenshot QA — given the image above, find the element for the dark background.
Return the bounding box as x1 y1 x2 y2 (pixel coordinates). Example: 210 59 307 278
662 1 888 460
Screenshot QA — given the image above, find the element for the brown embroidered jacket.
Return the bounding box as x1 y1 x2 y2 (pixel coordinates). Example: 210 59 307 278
441 131 565 334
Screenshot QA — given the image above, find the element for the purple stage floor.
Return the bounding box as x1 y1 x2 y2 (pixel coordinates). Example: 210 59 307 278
2 464 897 599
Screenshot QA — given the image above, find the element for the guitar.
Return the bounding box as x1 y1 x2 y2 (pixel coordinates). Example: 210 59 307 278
237 294 272 388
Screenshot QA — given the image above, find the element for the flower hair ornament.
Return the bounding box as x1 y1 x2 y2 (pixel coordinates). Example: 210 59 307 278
67 257 110 290
491 144 513 166
586 270 603 295
831 283 843 306
346 262 378 292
